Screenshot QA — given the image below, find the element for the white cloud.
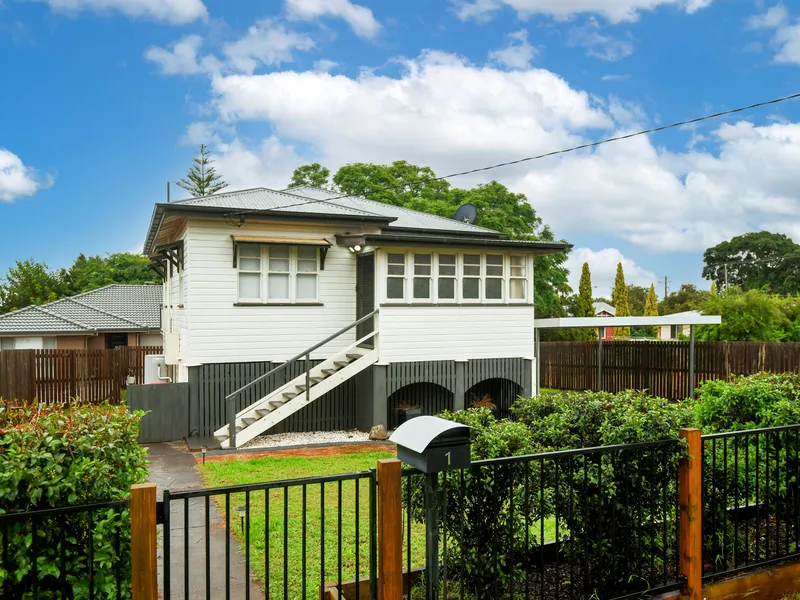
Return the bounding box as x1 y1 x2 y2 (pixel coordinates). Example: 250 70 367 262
747 5 800 64
167 49 800 254
565 247 656 297
314 59 339 72
568 19 635 61
223 20 315 74
145 35 217 76
31 0 207 24
213 136 303 191
452 0 712 24
601 73 631 81
489 30 536 68
0 148 52 202
285 0 380 38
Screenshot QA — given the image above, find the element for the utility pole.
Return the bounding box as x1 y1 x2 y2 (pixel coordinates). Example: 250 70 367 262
660 276 669 300
724 263 728 291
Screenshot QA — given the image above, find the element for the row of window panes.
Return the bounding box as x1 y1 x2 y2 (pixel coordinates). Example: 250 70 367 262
238 245 319 302
386 253 527 302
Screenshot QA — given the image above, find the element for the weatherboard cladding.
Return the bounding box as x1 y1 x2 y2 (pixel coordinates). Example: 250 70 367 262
0 285 161 335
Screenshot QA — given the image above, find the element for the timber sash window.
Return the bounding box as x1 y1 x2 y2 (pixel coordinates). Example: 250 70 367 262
387 253 406 300
238 245 262 301
485 255 504 301
413 254 432 300
510 255 527 301
462 254 481 302
437 254 456 301
237 245 320 303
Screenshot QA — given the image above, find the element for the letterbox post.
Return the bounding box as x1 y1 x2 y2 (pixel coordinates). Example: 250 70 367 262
425 472 440 600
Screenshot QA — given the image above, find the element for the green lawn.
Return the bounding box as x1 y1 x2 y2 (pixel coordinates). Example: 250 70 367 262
199 451 427 598
199 451 559 599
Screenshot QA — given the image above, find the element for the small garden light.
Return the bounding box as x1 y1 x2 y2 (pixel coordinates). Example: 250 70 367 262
201 445 207 465
237 505 246 532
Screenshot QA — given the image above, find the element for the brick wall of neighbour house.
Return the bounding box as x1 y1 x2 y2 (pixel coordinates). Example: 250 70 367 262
56 336 86 350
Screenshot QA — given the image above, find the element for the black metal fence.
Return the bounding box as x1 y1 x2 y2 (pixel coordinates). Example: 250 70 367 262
702 424 800 581
0 499 130 599
402 438 685 600
162 470 378 600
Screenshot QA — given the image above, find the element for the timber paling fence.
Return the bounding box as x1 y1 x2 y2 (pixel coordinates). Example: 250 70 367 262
5 425 800 599
0 346 162 404
540 340 800 400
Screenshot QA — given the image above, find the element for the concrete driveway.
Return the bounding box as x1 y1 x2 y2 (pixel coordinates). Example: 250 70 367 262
146 443 265 600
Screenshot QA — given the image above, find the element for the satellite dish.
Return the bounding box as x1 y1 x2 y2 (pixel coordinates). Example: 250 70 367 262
454 203 478 224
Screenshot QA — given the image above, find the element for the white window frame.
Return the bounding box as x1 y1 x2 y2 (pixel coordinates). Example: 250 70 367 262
237 245 320 304
509 254 528 303
484 254 505 304
461 253 482 304
386 252 407 302
412 253 434 303
435 253 458 304
237 244 263 303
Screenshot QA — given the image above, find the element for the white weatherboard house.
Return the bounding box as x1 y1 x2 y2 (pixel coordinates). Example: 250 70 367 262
144 186 567 447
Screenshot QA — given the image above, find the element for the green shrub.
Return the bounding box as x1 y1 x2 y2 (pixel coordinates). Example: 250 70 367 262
0 400 148 599
692 373 800 432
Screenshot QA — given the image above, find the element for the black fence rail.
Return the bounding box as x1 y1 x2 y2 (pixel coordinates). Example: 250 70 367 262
402 438 685 600
702 424 800 581
162 470 378 600
0 499 130 599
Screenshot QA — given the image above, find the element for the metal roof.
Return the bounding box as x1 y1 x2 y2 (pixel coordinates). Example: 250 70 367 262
284 186 501 236
0 285 161 336
593 301 616 316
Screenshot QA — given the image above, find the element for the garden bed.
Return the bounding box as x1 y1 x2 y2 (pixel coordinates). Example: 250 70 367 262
242 429 371 449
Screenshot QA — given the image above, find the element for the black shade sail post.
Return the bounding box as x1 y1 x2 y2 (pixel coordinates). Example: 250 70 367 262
597 328 604 392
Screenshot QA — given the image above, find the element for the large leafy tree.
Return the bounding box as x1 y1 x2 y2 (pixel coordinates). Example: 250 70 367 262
288 163 331 189
697 288 800 342
291 161 571 317
626 284 648 316
0 259 68 313
66 253 159 294
643 284 659 338
659 284 710 315
176 144 228 197
702 231 800 294
576 262 597 341
612 263 631 337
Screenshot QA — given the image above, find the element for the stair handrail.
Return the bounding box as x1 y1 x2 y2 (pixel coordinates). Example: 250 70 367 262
225 308 379 447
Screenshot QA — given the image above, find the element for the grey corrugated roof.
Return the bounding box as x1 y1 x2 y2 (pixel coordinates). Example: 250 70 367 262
0 285 161 335
172 187 385 219
284 186 500 236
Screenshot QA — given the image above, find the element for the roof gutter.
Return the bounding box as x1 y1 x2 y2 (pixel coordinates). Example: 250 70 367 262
364 234 571 254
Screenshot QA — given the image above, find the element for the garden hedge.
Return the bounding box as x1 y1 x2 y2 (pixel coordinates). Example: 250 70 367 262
0 400 148 599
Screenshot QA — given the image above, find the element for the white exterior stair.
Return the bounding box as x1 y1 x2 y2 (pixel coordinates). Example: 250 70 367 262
214 339 378 448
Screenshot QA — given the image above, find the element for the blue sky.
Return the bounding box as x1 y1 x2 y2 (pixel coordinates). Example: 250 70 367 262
2 0 800 298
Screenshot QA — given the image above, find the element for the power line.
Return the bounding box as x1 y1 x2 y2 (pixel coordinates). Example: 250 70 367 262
226 90 800 217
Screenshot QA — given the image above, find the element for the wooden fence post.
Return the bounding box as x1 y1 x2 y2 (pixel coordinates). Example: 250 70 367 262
131 483 158 600
679 428 702 600
377 459 403 600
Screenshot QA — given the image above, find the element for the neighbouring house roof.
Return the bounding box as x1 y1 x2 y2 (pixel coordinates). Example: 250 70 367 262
0 285 162 336
534 314 722 329
593 301 616 316
145 185 569 256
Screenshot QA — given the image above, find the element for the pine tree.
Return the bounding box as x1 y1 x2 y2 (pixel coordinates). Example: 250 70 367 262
612 263 631 337
710 281 718 297
176 144 228 197
644 283 659 337
578 262 597 340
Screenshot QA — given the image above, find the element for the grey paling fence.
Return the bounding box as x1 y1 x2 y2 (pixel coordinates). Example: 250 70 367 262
0 346 163 404
0 500 130 599
188 361 358 437
162 470 378 600
540 341 800 400
702 424 800 581
402 438 684 600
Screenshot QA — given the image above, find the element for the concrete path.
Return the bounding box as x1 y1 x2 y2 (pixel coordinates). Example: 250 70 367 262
146 442 265 600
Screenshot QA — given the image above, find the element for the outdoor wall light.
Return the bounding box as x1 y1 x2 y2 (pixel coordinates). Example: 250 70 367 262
348 244 363 253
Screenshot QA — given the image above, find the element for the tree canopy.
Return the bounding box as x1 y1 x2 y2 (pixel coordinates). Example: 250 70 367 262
697 288 800 342
658 284 709 315
288 160 571 317
176 144 228 197
288 163 331 189
626 284 648 316
611 263 631 337
0 253 159 314
702 231 800 295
